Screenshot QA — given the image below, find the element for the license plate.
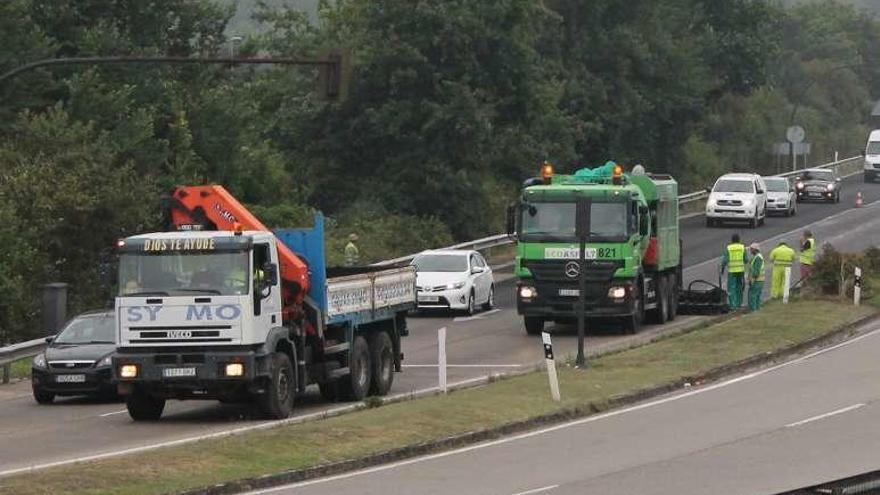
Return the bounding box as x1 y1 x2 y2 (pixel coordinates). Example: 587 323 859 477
55 374 86 383
559 289 580 297
163 367 196 378
418 296 439 303
809 192 822 197
545 247 597 260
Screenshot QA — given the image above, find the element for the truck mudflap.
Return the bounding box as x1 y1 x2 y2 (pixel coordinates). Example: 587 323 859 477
112 348 272 399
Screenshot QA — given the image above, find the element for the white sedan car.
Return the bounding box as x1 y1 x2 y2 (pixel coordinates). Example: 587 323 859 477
412 250 495 315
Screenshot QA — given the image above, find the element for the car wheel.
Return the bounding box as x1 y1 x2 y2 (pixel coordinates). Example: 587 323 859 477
524 316 544 335
33 387 55 405
706 217 713 228
749 213 757 229
482 285 495 311
465 291 476 316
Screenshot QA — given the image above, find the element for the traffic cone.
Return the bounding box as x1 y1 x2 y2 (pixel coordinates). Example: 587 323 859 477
856 191 864 208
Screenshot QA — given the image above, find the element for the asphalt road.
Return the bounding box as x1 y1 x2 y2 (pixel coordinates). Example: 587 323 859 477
2 173 879 477
254 320 880 495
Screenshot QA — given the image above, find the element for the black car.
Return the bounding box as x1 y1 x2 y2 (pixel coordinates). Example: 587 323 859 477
31 310 117 404
795 168 842 203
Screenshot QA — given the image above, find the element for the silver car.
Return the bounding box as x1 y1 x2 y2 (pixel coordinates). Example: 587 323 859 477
763 176 797 217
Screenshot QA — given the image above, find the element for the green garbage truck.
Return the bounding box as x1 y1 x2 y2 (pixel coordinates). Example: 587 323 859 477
509 161 682 335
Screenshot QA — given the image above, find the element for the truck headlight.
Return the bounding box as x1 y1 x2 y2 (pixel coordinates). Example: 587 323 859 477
519 286 537 299
607 286 627 299
225 363 245 377
119 364 139 379
33 354 47 369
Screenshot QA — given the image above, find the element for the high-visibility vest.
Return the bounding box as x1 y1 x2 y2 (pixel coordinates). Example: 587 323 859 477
770 244 795 266
800 237 816 266
727 243 746 273
750 253 765 282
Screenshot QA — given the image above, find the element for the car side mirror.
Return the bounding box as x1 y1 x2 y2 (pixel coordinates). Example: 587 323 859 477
861 149 867 157
705 187 712 194
45 335 55 344
472 266 485 274
836 178 841 183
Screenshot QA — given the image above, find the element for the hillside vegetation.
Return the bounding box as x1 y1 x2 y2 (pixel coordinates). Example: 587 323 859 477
1 0 880 342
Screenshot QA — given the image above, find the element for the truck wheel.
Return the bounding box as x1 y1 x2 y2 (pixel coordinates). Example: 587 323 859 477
340 336 371 401
649 276 669 324
483 285 495 311
524 316 544 335
126 388 165 421
257 352 295 419
368 331 394 396
32 387 55 404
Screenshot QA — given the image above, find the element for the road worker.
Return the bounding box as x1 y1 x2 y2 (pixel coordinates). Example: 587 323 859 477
799 230 817 281
721 234 748 310
747 243 765 311
769 240 796 299
345 233 360 267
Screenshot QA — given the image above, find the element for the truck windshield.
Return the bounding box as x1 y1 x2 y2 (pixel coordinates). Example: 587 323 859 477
520 202 630 241
118 252 250 296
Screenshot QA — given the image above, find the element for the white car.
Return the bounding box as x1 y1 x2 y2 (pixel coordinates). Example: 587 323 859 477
412 250 494 315
705 173 767 229
763 176 797 217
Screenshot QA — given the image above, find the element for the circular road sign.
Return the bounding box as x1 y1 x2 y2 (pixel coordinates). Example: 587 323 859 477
787 125 805 144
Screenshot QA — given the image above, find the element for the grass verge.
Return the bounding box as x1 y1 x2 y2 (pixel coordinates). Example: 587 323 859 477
0 298 873 495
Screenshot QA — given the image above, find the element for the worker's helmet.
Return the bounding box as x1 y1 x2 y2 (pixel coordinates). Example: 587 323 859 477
349 233 359 242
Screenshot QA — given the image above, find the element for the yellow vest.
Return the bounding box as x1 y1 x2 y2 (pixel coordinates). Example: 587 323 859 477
800 237 816 266
770 244 796 266
727 243 746 273
750 253 765 282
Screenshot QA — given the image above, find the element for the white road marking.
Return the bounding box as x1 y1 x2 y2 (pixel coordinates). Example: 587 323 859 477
512 484 559 495
402 364 522 368
785 403 865 428
454 309 501 323
240 327 880 495
99 410 128 418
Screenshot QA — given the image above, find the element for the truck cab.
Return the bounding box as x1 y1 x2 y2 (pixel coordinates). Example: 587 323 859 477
512 163 680 335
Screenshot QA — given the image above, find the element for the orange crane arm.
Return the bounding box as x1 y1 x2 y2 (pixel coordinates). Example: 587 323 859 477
167 185 311 300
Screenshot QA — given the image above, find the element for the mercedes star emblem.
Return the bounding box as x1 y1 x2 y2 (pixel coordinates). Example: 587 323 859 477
564 261 580 278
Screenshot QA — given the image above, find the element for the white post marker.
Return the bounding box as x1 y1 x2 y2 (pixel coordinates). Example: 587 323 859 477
855 267 862 306
783 266 792 304
438 327 447 393
542 332 561 402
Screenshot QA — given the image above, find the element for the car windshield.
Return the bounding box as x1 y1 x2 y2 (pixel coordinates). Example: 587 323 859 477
714 179 754 193
118 251 250 296
520 202 630 241
802 170 833 182
765 179 789 192
413 254 468 272
868 141 880 154
54 314 115 344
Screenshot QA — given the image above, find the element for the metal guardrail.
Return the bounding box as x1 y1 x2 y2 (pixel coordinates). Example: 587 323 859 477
0 337 46 384
0 156 866 377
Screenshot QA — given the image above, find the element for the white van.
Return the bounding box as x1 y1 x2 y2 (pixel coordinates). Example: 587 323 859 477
864 129 880 182
705 173 768 229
